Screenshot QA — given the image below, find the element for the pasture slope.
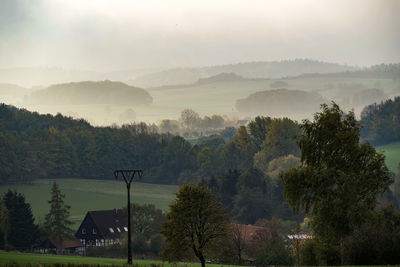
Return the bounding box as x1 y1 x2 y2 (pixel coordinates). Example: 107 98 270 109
375 141 400 174
0 179 177 228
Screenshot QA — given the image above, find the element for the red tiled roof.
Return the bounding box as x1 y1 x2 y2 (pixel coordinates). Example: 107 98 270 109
48 238 83 249
233 223 270 243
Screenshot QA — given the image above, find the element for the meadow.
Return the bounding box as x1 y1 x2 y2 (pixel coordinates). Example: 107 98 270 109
0 179 177 228
0 251 236 267
375 141 400 174
0 251 398 267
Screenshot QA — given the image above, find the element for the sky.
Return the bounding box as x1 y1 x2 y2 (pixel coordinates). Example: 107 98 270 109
0 0 399 72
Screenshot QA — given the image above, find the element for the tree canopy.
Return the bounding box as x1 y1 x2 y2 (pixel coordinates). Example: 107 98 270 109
281 102 392 263
162 185 230 267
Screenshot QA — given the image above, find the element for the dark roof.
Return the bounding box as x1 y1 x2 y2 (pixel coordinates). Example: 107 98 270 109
88 209 128 238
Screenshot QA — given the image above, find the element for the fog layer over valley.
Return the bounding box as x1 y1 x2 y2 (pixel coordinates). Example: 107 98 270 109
1 61 398 126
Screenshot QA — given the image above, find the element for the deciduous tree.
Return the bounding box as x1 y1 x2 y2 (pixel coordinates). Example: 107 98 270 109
281 103 392 264
162 185 230 267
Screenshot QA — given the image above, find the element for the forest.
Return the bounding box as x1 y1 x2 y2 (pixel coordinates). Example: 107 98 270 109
1 98 400 226
360 96 400 145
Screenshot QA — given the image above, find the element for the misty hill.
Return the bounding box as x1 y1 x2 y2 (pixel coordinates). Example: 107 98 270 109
236 89 325 117
133 59 358 87
0 68 108 88
195 73 245 85
299 63 400 80
0 67 162 88
25 81 153 106
0 83 27 96
0 83 28 104
144 66 398 123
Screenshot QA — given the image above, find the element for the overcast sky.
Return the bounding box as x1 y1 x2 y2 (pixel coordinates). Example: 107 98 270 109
0 0 399 71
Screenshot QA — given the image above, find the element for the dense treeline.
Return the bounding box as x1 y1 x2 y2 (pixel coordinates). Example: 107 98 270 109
2 100 399 224
0 104 173 183
0 104 303 224
360 96 400 145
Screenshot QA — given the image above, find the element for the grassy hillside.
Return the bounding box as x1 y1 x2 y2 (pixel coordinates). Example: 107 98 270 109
375 142 400 174
0 179 177 228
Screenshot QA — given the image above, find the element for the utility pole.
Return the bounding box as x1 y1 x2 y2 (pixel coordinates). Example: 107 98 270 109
114 169 143 265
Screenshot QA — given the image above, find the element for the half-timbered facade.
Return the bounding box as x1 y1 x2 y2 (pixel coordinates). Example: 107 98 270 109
75 209 128 247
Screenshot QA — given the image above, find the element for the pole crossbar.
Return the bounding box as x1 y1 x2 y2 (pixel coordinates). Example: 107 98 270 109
114 169 143 265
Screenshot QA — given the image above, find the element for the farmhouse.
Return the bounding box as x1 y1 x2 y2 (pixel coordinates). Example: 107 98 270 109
75 209 128 247
40 237 84 255
233 223 270 243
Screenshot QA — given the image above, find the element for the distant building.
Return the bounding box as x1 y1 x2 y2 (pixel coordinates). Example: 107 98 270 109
287 233 312 240
233 223 270 243
236 119 249 126
40 237 84 255
75 209 128 247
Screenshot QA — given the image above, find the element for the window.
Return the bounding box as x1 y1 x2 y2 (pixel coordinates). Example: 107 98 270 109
109 228 114 233
117 227 121 232
82 228 86 234
124 227 128 232
93 228 97 234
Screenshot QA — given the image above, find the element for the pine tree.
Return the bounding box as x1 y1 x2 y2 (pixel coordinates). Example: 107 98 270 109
0 199 9 248
3 190 39 248
44 181 74 248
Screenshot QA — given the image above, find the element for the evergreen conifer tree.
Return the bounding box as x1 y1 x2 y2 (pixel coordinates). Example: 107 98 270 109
44 181 74 248
3 190 39 248
0 199 9 248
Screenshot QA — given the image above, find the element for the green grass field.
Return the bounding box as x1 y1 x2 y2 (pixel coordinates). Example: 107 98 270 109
0 251 125 265
375 141 400 174
0 179 177 228
0 251 397 267
0 251 236 267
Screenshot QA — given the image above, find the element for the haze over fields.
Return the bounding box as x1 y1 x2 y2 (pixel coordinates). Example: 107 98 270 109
0 0 399 125
1 2 400 264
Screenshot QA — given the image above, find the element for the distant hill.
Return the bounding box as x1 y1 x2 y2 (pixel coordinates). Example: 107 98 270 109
0 67 162 88
25 80 153 106
194 73 245 85
0 83 27 96
133 59 358 87
236 88 325 117
0 68 107 88
0 83 28 104
299 63 400 80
